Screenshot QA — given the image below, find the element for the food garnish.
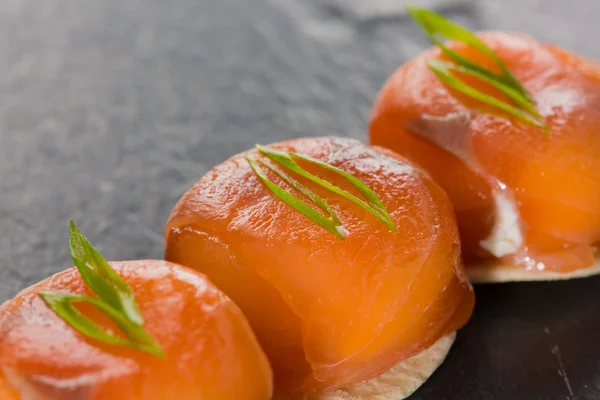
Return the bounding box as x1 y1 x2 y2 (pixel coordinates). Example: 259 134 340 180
407 6 549 130
247 144 396 239
40 221 164 357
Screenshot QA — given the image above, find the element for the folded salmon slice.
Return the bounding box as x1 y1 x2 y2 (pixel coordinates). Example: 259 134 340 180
370 32 600 272
0 260 273 400
165 137 474 398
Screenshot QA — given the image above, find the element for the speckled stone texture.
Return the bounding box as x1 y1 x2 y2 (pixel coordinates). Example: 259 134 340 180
0 0 599 399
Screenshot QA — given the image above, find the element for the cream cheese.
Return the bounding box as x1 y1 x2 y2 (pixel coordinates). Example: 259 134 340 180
479 187 523 258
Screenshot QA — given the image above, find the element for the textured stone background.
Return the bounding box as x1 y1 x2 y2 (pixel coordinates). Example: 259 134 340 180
0 0 599 399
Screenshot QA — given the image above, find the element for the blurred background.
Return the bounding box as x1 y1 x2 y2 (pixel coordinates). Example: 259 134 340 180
0 0 598 299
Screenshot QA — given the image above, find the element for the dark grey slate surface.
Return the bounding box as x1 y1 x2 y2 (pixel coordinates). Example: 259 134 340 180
0 0 599 399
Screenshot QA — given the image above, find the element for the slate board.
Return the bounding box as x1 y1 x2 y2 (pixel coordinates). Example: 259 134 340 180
0 0 598 399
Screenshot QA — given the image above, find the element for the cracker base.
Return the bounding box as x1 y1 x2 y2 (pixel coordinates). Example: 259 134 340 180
311 333 456 400
468 257 600 283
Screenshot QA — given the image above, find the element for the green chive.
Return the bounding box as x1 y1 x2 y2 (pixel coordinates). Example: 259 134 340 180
407 6 549 131
247 156 346 239
248 145 396 239
40 221 164 358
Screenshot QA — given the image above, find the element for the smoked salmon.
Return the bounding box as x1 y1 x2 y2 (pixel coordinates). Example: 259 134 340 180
370 29 600 277
165 137 474 398
0 259 273 399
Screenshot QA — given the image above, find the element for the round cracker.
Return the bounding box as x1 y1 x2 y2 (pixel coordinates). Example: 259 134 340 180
310 333 456 400
468 257 600 284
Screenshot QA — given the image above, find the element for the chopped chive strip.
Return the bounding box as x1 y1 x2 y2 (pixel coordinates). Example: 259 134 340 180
248 156 346 238
40 221 165 358
248 144 396 239
429 60 548 129
407 6 549 131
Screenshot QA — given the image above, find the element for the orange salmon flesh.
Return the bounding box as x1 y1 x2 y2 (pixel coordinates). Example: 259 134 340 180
370 32 600 273
165 137 475 398
0 260 273 400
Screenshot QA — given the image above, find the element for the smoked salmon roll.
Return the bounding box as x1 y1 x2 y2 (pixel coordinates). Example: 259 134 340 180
165 137 474 399
0 222 273 400
370 7 600 282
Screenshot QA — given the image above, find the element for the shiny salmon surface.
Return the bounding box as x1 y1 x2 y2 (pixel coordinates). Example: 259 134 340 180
0 260 273 400
165 137 474 398
370 32 600 272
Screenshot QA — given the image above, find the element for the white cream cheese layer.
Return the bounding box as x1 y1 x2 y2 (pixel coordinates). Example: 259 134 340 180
479 187 523 258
